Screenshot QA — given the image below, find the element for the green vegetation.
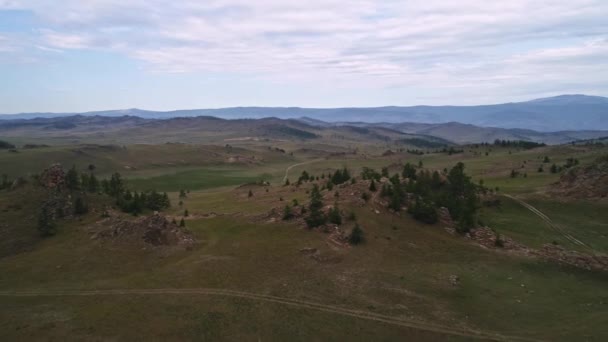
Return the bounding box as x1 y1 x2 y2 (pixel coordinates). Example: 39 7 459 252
0 127 607 341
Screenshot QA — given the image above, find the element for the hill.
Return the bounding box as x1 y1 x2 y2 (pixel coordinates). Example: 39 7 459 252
2 94 607 131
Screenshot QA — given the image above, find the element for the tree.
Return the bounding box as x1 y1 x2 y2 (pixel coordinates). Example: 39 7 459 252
381 167 389 178
305 184 326 228
179 218 186 227
369 179 377 192
408 198 438 224
282 205 294 220
107 173 124 197
402 163 417 180
543 156 551 163
37 207 56 237
88 174 99 193
538 165 544 173
248 189 253 198
285 178 290 186
184 209 189 217
328 204 342 225
65 166 80 190
179 189 187 198
74 197 89 215
349 224 364 245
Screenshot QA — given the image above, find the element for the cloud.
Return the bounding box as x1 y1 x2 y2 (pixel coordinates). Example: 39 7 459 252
1 0 607 102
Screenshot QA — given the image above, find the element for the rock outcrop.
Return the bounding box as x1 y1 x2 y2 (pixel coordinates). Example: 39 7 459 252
550 156 608 198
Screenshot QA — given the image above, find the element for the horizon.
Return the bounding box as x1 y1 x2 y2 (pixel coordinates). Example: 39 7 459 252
1 93 606 116
1 1 608 113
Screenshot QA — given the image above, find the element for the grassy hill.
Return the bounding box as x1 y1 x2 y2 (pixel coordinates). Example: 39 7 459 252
0 125 607 341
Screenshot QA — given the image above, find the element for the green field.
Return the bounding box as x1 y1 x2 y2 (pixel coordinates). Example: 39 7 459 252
1 140 607 341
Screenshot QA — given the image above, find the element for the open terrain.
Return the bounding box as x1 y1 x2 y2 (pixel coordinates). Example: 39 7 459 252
0 115 607 341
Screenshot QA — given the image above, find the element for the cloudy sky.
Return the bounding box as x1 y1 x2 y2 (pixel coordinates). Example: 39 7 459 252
0 0 607 113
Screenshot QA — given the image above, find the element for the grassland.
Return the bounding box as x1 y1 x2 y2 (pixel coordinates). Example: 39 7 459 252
0 139 607 341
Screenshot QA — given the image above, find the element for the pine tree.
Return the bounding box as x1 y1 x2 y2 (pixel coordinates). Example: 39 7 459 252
328 204 342 225
282 205 294 220
179 218 186 227
248 189 253 198
349 224 364 245
37 207 56 237
74 197 89 215
88 174 99 193
65 165 80 190
184 209 189 217
369 179 377 192
305 184 326 228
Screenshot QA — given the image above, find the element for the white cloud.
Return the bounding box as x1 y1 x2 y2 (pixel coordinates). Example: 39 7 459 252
2 0 608 102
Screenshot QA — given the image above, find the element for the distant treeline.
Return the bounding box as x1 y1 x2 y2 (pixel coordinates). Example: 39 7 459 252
491 139 546 149
398 138 448 149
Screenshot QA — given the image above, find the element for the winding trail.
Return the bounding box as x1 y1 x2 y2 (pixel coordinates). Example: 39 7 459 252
503 194 592 251
283 159 324 184
0 287 538 341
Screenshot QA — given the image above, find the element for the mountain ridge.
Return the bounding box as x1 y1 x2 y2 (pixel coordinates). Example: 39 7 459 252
1 94 606 131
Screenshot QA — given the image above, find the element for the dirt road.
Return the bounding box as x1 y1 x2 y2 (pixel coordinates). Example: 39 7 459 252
0 287 537 341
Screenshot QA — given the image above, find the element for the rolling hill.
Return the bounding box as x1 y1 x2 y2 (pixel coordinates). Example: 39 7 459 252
1 94 607 132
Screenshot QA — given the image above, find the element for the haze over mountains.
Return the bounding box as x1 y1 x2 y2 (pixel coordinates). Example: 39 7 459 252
1 95 607 132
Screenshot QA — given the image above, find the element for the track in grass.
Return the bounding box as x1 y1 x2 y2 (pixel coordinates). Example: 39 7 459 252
283 159 325 184
0 288 540 341
503 194 593 252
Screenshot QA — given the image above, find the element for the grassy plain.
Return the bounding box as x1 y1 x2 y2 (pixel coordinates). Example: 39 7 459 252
0 140 607 341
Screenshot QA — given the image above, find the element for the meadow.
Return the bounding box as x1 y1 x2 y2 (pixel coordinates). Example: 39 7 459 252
0 139 607 341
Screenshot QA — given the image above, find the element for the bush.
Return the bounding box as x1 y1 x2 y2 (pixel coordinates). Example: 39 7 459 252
282 205 294 220
349 224 364 245
408 199 438 224
328 205 342 225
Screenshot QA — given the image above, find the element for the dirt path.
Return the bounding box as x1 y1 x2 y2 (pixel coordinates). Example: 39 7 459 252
283 159 324 184
0 288 537 341
503 194 592 251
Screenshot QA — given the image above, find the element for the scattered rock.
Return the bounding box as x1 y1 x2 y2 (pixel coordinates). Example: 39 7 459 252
448 275 460 287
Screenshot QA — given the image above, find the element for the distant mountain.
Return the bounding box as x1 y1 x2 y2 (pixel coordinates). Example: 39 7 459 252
1 94 606 131
299 119 608 145
1 113 606 145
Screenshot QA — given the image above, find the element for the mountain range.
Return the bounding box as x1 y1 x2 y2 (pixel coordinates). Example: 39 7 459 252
1 95 607 132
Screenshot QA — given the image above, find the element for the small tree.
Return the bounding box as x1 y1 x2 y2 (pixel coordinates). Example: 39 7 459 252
282 205 294 220
184 209 189 217
369 179 377 192
37 207 56 237
305 184 326 228
328 204 342 225
179 218 186 227
73 197 89 215
248 189 253 198
349 224 364 245
65 166 80 190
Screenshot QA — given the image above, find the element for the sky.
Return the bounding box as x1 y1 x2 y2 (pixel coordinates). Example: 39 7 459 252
0 0 607 113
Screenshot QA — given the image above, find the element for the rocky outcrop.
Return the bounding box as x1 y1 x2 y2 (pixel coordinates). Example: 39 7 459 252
550 156 608 198
531 244 608 272
39 164 66 189
92 213 196 248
